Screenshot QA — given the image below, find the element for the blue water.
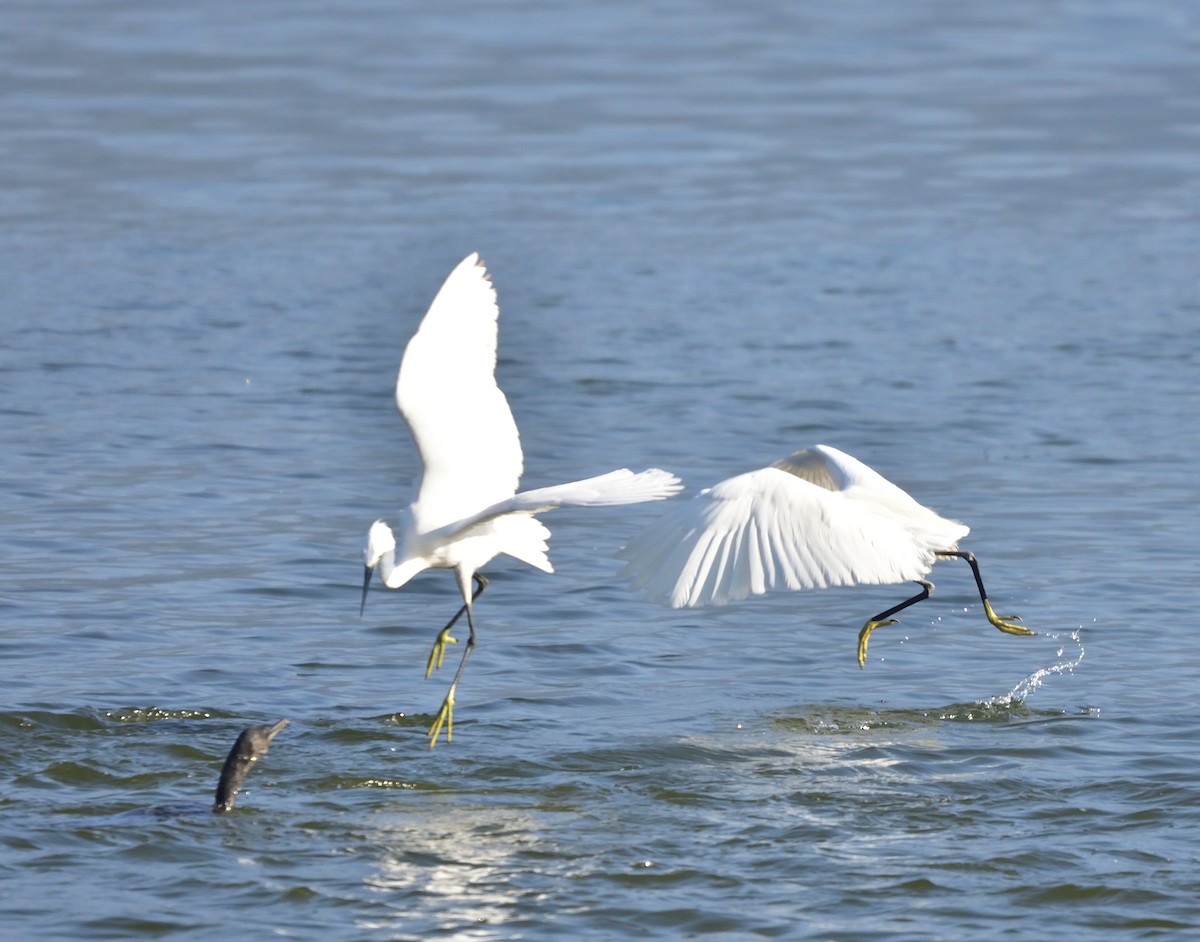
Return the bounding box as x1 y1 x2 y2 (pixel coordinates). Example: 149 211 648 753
3 1 1199 939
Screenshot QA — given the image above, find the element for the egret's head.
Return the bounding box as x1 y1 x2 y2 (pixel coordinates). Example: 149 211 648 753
360 520 396 615
364 519 397 568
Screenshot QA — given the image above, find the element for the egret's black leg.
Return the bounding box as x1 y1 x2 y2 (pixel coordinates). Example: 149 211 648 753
425 574 489 677
857 580 934 668
427 573 487 747
935 551 1034 637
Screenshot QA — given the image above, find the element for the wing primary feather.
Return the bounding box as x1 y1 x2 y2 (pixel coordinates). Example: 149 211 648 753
684 522 728 608
745 514 766 597
709 518 738 605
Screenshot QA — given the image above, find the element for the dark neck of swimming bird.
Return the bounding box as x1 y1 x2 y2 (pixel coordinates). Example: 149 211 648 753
212 720 287 814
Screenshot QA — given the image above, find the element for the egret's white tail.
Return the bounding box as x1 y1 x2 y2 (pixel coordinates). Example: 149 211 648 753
513 468 683 511
493 514 553 572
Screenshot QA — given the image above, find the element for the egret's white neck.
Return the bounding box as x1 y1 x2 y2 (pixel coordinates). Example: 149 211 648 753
378 547 429 590
366 517 429 590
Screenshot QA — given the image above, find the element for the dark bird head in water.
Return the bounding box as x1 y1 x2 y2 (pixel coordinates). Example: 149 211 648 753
213 719 288 814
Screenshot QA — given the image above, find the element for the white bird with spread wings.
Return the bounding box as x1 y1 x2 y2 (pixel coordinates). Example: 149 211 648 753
619 444 1033 666
362 253 682 746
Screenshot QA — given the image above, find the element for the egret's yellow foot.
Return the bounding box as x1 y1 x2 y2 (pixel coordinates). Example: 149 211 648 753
427 683 456 748
857 618 897 668
983 600 1035 636
425 628 458 678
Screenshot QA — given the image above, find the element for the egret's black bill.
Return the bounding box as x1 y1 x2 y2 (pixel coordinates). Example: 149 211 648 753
360 565 373 616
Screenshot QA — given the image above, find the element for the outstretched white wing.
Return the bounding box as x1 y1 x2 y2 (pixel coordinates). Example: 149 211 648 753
424 468 684 546
395 253 523 532
509 468 683 511
619 446 967 608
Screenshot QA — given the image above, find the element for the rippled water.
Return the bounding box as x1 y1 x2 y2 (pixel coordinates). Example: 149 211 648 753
3 1 1199 939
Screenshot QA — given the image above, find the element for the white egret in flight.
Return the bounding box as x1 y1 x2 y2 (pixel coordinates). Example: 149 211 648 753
618 444 1033 666
361 253 682 746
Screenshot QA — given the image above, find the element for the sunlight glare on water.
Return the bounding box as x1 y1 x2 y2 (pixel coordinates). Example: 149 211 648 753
2 0 1200 939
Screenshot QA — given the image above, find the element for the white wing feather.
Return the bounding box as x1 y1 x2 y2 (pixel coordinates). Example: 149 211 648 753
395 253 523 532
799 445 970 554
410 468 682 580
620 446 970 609
509 468 683 511
427 469 684 544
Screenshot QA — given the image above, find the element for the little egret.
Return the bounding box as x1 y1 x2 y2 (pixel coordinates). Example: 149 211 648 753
618 444 1034 666
361 253 682 746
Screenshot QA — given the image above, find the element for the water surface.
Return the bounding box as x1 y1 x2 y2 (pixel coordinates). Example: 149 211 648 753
2 1 1199 939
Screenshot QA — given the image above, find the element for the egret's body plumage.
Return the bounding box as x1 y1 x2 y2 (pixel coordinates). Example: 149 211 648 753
619 444 1033 665
362 253 682 745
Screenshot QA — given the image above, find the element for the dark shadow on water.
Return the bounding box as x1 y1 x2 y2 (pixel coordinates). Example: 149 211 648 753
769 699 1097 736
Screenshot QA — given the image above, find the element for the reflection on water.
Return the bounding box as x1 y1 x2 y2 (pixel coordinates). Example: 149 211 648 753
362 812 533 937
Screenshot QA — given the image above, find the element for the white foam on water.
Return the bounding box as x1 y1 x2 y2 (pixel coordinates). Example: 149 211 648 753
984 626 1086 707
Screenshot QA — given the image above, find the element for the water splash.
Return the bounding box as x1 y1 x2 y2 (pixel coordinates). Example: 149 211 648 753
984 627 1085 707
